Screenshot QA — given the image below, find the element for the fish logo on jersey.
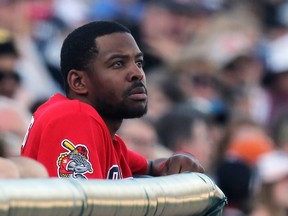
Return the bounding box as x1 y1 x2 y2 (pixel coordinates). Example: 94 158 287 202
57 139 93 179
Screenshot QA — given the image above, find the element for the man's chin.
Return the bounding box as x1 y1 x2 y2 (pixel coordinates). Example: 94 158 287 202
99 103 148 120
124 114 146 119
123 110 147 119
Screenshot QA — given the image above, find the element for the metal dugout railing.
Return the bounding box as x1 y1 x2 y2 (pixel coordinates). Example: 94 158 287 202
0 172 227 216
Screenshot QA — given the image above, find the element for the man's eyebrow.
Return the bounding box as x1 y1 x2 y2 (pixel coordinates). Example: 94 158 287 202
136 52 144 58
105 52 144 62
106 54 128 60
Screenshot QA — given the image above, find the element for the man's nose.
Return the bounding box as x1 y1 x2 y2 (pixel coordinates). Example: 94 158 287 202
127 64 144 82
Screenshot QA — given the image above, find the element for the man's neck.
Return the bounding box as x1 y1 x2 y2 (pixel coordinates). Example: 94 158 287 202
102 117 123 139
67 93 123 138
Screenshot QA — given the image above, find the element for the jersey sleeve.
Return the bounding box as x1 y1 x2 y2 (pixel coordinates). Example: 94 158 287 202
22 111 106 179
113 135 148 176
126 148 148 175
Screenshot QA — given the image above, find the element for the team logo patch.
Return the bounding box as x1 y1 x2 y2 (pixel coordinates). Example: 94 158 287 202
57 139 93 179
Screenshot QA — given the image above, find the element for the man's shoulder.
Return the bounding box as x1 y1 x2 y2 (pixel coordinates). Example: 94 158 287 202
36 94 78 114
35 94 98 121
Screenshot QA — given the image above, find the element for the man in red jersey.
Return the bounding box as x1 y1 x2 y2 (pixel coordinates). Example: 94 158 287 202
21 21 204 179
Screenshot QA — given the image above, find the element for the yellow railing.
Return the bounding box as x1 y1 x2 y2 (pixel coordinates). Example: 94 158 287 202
0 172 226 216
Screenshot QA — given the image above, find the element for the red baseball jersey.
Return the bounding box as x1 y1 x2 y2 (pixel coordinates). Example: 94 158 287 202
21 94 148 179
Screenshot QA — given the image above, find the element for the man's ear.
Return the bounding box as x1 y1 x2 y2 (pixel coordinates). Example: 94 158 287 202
67 69 88 95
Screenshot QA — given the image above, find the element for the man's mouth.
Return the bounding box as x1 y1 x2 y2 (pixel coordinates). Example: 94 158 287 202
128 86 147 101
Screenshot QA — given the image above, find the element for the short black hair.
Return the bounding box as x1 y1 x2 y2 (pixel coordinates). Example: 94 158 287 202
155 106 207 151
216 159 253 212
60 21 131 93
0 28 18 57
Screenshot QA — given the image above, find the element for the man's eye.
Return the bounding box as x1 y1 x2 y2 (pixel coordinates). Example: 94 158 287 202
136 60 145 68
112 61 124 68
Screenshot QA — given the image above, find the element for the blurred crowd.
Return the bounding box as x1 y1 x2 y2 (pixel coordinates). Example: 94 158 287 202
1 0 288 215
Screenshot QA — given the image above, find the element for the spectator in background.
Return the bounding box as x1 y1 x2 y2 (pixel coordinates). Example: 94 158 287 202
0 97 31 156
259 0 288 131
216 159 253 216
250 151 288 216
219 54 269 126
7 156 49 178
155 106 214 173
0 155 48 179
0 29 32 155
0 133 48 179
0 28 19 97
263 31 288 130
178 3 262 68
145 67 186 121
138 0 219 70
0 84 47 179
171 57 226 118
0 27 48 179
0 1 63 110
117 117 172 160
0 156 20 179
214 116 274 215
263 69 288 130
216 117 274 168
0 28 32 108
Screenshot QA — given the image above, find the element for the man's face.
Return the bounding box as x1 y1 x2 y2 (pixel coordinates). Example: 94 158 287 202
86 32 148 120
